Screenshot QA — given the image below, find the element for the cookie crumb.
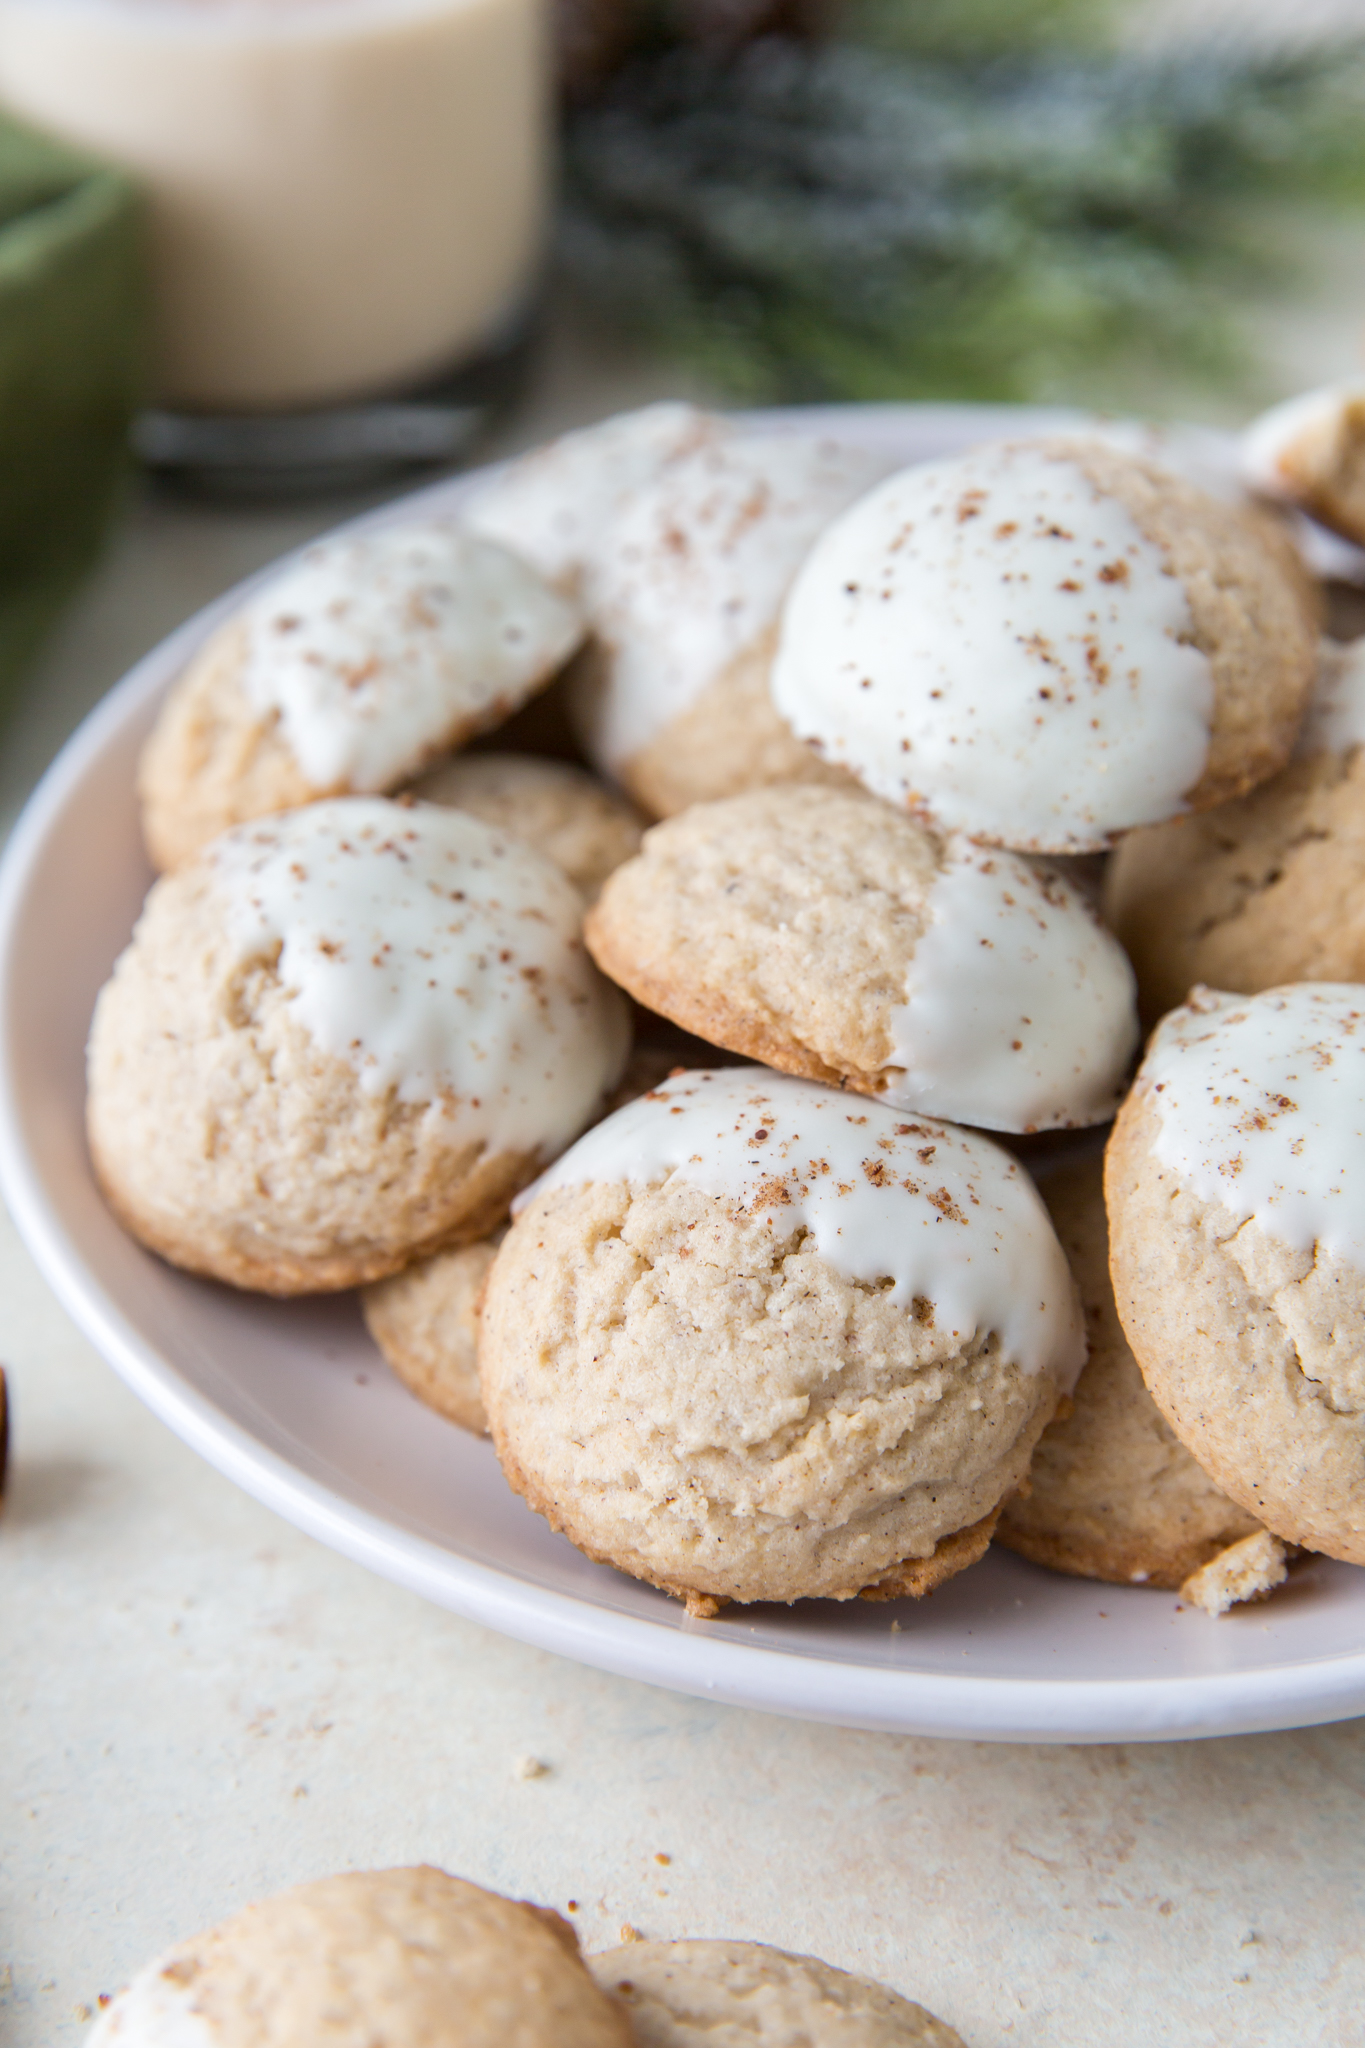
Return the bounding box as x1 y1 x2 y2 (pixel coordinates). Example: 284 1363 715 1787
513 1755 549 1780
1181 1530 1288 1617
618 1924 644 1944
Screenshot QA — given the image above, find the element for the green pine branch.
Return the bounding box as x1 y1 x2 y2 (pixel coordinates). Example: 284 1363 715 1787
560 33 1365 405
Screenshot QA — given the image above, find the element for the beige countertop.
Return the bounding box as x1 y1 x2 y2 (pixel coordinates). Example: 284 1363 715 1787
4 311 1365 2048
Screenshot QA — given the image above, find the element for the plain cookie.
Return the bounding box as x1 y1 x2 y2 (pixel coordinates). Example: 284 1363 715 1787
1243 380 1365 546
139 523 582 869
362 1235 500 1433
590 1939 967 2048
88 798 628 1294
772 436 1319 852
479 1067 1081 1608
87 1866 633 2048
996 1154 1261 1588
1107 983 1365 1563
1105 636 1365 1020
410 751 646 903
586 784 1137 1132
361 1051 683 1432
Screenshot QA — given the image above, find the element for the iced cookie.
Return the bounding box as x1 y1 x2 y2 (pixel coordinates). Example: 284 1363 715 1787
88 798 629 1294
480 1067 1083 1610
87 1866 632 2048
465 400 721 597
139 523 583 870
590 1940 966 2048
568 429 894 817
1106 637 1365 1021
1243 380 1365 547
410 751 646 903
996 1154 1261 1588
772 437 1318 853
585 784 1138 1132
1107 982 1365 1563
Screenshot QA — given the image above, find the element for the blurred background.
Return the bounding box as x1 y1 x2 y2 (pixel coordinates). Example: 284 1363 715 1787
3 0 1365 801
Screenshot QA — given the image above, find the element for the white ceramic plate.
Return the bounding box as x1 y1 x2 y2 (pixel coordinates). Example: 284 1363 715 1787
4 402 1364 1746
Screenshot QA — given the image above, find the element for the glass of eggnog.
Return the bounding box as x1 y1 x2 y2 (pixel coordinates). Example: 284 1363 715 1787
0 0 549 483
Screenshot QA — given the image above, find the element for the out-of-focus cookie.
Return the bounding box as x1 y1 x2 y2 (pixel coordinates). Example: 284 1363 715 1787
1107 982 1365 1563
87 1866 633 2048
480 1066 1083 1610
1106 637 1365 1021
590 1939 967 2048
1243 380 1365 547
568 430 894 817
410 751 646 903
772 437 1319 853
464 401 721 598
996 1154 1261 1588
88 798 629 1294
139 523 583 869
586 784 1137 1133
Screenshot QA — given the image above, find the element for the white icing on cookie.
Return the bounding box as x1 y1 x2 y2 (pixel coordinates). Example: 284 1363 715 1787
238 523 582 792
886 841 1138 1131
771 439 1214 852
1241 382 1365 501
463 401 721 595
209 797 629 1151
579 431 898 771
86 1959 213 2047
1297 637 1365 757
529 1066 1085 1383
1145 983 1365 1265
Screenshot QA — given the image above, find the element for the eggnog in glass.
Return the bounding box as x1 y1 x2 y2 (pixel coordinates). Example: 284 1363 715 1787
0 0 550 476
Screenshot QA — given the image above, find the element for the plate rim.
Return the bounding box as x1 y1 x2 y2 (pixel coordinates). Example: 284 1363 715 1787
5 398 1365 1745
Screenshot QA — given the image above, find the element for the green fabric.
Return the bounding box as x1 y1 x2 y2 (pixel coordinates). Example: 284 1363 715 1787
0 111 146 713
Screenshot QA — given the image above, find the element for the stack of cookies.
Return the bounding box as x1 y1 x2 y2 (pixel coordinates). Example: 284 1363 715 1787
88 392 1365 1620
86 1866 969 2047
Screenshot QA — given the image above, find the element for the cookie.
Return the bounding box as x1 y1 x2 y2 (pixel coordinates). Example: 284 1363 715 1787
362 1048 721 1433
996 1154 1261 1588
363 1235 500 1433
139 523 583 870
88 798 629 1294
772 436 1319 853
1105 637 1365 1021
479 1066 1082 1609
585 784 1137 1133
1243 380 1365 547
465 401 721 598
410 751 646 903
1180 1529 1290 1618
568 429 894 817
86 1866 632 2048
590 1939 966 2048
1106 983 1365 1563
